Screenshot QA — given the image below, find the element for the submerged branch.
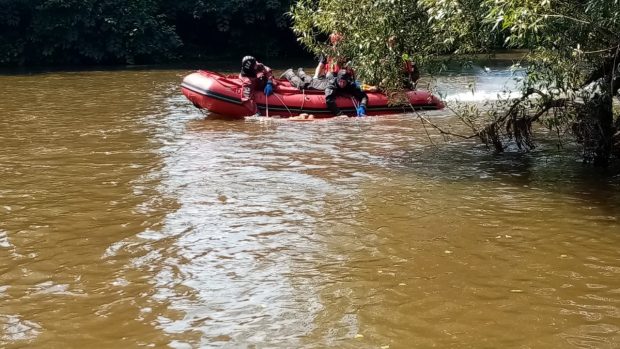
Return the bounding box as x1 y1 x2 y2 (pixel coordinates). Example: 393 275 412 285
412 88 580 153
409 103 476 140
472 88 550 151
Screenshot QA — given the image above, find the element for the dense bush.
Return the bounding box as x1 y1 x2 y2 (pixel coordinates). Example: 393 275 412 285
292 0 619 164
0 0 302 66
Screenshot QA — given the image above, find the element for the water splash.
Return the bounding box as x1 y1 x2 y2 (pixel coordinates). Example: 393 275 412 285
435 66 525 103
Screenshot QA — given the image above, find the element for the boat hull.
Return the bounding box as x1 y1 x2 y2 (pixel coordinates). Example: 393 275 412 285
181 70 444 119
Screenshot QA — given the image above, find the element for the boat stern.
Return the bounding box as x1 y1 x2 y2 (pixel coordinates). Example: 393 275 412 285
180 72 248 118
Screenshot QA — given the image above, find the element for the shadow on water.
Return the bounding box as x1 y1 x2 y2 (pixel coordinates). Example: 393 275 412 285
389 138 620 211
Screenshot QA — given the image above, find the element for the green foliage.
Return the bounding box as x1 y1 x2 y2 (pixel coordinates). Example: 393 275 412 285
422 0 499 53
0 0 32 65
290 0 503 90
291 0 620 94
162 0 298 58
0 0 300 66
35 0 181 64
479 0 620 162
291 0 431 90
291 0 620 162
0 0 181 65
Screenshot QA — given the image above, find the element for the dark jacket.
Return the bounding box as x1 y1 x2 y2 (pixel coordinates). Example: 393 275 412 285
239 62 273 102
238 59 274 114
325 70 368 116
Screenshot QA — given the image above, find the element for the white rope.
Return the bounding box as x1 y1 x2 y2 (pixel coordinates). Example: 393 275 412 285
350 97 359 108
274 93 293 117
350 97 359 115
300 89 306 112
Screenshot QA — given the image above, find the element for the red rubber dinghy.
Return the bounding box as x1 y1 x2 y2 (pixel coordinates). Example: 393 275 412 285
181 70 444 119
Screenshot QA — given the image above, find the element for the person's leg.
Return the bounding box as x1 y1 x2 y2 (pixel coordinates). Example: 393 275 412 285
281 68 305 89
296 68 313 88
308 77 328 90
325 88 342 115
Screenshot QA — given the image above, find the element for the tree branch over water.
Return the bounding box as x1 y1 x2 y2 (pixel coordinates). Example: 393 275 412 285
291 0 620 165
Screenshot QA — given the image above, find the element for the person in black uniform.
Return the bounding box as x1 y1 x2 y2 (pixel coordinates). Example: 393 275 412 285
239 55 275 115
325 69 368 117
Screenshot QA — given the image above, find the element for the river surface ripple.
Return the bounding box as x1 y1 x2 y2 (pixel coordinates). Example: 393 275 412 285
0 68 619 348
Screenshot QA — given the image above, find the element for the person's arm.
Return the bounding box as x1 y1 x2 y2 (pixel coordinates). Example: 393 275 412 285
348 85 368 107
325 90 341 115
347 85 368 116
253 63 275 98
313 62 324 79
314 55 327 78
404 60 420 89
256 63 273 80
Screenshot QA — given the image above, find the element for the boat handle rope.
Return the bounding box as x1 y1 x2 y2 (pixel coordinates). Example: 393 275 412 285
300 89 306 113
273 93 293 117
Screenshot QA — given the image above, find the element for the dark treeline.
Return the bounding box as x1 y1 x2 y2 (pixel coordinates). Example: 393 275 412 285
0 0 305 67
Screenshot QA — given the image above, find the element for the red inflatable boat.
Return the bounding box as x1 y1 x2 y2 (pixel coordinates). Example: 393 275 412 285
181 70 444 119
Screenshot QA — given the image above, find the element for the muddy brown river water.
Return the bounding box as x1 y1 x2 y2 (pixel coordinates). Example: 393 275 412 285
0 66 619 348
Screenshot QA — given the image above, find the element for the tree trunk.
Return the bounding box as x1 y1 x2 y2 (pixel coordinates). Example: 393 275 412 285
594 94 613 166
613 75 620 159
583 86 614 166
572 77 615 166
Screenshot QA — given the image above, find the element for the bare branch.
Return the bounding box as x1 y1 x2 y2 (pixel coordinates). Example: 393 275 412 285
530 98 573 123
408 103 476 139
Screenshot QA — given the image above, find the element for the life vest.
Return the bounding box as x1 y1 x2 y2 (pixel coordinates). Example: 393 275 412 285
324 57 355 78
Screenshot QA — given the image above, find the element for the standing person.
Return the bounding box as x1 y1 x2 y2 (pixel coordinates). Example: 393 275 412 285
378 57 420 91
403 59 420 90
313 33 355 79
239 55 276 115
386 36 420 90
325 69 368 117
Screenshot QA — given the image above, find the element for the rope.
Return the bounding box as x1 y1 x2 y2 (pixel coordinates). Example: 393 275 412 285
300 89 306 113
350 97 359 116
409 102 437 148
273 93 293 117
350 97 359 108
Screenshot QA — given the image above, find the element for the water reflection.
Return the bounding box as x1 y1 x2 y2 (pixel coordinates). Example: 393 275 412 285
0 70 183 347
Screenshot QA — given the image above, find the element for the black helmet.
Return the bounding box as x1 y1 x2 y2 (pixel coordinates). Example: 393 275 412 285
241 55 256 72
336 69 350 88
336 69 350 81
